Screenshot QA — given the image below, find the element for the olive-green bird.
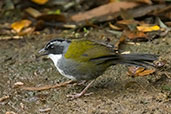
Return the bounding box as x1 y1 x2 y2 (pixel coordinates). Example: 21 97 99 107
39 38 158 99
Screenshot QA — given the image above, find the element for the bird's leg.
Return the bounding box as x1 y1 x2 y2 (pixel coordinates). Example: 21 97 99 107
67 80 95 99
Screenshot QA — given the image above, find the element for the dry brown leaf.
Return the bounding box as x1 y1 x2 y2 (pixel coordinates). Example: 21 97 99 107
124 31 147 40
31 0 48 5
128 66 156 77
11 19 32 33
109 22 122 30
71 2 139 22
138 69 156 76
137 25 160 32
135 67 145 74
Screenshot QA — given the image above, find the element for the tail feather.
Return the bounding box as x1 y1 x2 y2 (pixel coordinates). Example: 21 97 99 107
90 54 158 67
120 54 158 62
115 54 158 67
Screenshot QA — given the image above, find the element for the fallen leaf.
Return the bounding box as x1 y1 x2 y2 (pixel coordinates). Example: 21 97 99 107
11 20 32 33
124 31 147 40
137 25 160 32
135 67 145 74
71 1 139 22
138 69 156 76
109 22 122 30
31 0 48 5
128 66 156 77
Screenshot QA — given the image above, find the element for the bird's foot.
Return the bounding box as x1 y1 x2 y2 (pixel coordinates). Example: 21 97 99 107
66 80 95 99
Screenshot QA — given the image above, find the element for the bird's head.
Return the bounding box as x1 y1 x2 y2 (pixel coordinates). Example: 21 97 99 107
39 38 71 65
39 38 70 56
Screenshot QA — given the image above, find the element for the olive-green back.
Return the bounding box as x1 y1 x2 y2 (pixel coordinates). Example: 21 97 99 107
64 39 114 62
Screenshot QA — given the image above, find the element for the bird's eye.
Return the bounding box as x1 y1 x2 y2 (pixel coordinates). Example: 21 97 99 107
50 45 54 49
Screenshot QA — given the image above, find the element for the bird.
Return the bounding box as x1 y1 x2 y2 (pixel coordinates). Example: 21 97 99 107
39 38 158 99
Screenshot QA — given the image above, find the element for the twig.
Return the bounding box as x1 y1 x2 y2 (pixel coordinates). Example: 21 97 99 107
19 80 74 91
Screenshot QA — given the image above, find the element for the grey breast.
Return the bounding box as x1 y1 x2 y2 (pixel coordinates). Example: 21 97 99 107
57 56 107 81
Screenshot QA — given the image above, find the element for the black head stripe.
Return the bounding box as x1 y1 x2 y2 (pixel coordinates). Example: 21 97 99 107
44 38 71 54
45 38 70 49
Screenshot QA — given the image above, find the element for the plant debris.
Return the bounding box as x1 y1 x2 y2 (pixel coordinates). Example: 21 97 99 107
18 80 74 91
0 95 9 102
71 1 139 22
127 66 156 77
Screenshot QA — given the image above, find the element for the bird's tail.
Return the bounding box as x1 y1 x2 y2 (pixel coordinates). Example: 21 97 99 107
117 54 158 67
90 54 158 67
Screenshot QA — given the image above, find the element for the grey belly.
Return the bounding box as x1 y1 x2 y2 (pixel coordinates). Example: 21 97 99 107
57 57 106 81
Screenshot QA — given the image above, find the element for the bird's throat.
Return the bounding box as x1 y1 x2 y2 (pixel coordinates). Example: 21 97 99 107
48 54 62 66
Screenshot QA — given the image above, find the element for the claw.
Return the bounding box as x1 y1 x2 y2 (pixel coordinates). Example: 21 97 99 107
66 80 95 99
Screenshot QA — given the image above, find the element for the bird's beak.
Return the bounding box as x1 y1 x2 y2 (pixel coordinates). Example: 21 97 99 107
39 48 48 56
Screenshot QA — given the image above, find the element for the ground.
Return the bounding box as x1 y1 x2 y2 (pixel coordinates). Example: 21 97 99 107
0 29 171 114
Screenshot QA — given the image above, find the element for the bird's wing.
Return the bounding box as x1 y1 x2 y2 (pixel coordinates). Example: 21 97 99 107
64 39 115 62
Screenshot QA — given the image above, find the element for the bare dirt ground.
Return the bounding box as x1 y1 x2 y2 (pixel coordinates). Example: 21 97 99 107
0 29 171 114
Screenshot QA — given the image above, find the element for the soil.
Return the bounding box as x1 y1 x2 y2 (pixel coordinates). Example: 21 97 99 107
0 29 171 114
